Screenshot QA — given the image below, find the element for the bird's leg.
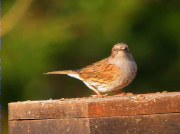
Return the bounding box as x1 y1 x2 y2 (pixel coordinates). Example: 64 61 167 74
91 88 103 98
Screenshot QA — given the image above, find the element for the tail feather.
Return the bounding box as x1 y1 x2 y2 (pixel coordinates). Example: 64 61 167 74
44 70 77 75
44 70 82 80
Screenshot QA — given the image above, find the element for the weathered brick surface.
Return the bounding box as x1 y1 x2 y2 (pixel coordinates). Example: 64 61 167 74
9 92 180 134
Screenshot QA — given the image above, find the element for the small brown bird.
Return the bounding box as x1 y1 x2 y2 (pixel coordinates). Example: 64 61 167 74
45 43 137 98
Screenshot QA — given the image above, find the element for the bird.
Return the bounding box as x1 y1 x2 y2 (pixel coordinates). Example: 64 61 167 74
44 43 137 98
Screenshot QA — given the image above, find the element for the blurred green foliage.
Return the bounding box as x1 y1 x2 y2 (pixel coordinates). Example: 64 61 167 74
1 0 180 133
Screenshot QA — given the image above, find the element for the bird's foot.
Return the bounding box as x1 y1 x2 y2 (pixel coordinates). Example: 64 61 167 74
114 92 134 97
91 94 108 98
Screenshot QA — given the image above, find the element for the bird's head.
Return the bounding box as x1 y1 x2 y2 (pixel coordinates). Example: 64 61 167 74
111 43 130 58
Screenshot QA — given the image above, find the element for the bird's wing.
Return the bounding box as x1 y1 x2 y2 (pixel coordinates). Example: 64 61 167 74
78 58 121 83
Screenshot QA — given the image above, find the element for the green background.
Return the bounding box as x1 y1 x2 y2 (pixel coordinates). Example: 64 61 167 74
1 0 180 133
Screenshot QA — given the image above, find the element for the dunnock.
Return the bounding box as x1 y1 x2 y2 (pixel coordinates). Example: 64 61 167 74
45 43 137 98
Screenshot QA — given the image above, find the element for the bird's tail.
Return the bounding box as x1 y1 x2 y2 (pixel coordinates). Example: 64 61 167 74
44 70 81 80
44 70 77 75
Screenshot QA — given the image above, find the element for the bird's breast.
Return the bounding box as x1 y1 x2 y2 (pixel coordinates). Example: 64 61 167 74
109 59 137 91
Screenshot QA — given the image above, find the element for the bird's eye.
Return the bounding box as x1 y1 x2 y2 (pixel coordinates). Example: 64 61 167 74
123 47 128 51
113 48 117 51
122 47 126 50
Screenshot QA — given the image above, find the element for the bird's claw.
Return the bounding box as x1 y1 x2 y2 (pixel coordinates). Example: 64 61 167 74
90 94 108 98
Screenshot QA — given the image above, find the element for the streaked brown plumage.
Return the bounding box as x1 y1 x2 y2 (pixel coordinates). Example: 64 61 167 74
45 43 137 98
